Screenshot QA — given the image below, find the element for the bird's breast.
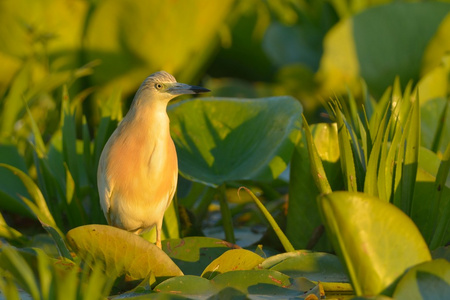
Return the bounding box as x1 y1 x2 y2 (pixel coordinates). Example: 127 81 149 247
107 127 178 196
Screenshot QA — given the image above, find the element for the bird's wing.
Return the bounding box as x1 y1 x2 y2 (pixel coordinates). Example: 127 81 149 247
97 150 113 224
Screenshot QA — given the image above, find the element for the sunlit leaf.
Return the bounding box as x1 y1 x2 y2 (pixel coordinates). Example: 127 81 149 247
162 236 238 276
201 249 264 279
66 224 183 280
421 13 450 75
318 191 431 296
393 259 450 300
154 275 216 298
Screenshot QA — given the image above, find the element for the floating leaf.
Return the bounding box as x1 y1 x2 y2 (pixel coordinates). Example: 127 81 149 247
66 225 183 280
211 269 312 297
393 259 450 299
154 275 216 298
261 251 349 284
162 237 238 276
318 191 431 296
201 249 264 279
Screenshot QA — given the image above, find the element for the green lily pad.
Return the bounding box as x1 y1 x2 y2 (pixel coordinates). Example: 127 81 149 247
211 269 311 297
162 237 239 276
154 275 216 298
261 251 349 283
168 97 302 186
66 225 183 280
318 191 431 296
154 270 321 299
393 259 450 299
201 249 265 279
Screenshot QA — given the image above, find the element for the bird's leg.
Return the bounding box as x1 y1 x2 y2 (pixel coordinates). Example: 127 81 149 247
156 222 162 249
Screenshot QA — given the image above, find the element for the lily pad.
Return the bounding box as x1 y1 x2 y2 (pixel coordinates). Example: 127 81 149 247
318 191 431 296
66 225 183 280
393 259 450 299
168 97 302 187
154 275 216 298
201 249 265 279
261 251 349 283
211 269 310 297
162 237 239 276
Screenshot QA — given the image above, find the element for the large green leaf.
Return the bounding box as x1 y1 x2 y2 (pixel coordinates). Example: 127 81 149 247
317 2 450 98
318 191 431 296
66 225 183 280
393 259 450 300
168 97 302 187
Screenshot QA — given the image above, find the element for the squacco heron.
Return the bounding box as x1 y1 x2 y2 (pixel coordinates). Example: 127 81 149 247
98 71 210 248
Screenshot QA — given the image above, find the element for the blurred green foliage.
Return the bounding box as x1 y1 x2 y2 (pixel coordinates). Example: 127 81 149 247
1 0 450 298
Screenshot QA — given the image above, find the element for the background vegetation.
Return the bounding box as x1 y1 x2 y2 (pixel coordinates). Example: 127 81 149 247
0 0 449 299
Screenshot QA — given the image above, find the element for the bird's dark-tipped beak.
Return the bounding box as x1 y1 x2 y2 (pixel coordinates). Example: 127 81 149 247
167 83 210 95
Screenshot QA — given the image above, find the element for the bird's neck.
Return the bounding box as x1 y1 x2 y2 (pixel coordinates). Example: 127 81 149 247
124 101 170 135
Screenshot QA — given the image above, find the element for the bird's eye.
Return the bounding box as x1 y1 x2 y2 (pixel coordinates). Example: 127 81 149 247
155 83 163 90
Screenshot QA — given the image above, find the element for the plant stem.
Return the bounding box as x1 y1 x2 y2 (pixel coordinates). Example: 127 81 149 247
218 184 235 244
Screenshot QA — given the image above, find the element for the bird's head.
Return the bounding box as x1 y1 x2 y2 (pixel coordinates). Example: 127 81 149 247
135 71 210 105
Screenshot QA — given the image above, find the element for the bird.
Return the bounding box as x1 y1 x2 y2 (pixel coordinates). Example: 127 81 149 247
97 71 210 248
